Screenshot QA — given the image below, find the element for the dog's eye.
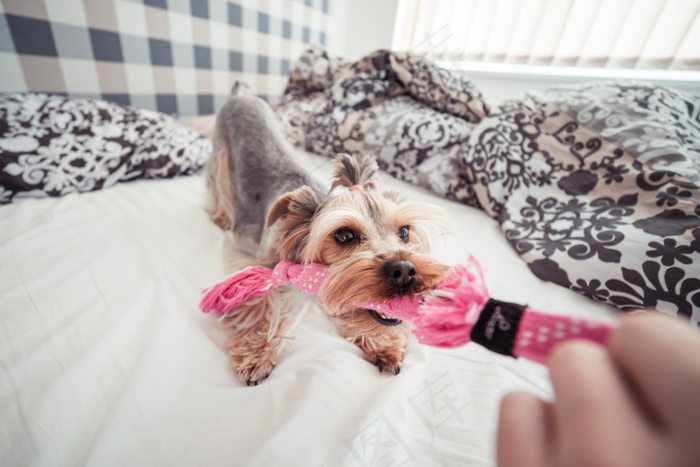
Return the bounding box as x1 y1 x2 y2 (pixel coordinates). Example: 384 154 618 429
334 228 357 245
399 226 410 243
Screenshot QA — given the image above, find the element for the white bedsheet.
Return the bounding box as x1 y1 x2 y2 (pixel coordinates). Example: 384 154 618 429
0 154 617 466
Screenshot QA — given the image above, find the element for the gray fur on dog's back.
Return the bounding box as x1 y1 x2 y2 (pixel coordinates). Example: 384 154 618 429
212 95 326 243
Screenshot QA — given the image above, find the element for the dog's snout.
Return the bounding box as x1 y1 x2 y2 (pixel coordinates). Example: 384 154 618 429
384 259 417 287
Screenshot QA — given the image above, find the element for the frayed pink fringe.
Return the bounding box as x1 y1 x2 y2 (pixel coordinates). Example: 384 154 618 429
200 266 274 314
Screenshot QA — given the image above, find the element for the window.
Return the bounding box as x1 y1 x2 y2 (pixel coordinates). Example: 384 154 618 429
393 0 700 71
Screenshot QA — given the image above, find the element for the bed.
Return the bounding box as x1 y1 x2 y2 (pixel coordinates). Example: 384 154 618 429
3 6 700 466
1 134 620 466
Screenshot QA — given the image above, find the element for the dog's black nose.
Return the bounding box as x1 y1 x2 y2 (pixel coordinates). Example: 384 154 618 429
384 259 417 287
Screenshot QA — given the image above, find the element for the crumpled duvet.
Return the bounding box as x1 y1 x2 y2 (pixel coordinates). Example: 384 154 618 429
275 47 700 324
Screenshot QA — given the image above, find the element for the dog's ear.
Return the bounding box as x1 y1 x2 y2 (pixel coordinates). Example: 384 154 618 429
266 186 320 261
265 186 319 228
330 153 379 191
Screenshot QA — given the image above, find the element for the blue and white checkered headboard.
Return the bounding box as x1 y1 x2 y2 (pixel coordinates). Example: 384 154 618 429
0 0 331 116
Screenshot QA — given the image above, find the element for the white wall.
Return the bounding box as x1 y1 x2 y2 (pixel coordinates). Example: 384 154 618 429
327 0 400 60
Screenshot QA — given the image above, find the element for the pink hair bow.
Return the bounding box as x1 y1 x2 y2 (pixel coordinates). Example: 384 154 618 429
200 256 615 364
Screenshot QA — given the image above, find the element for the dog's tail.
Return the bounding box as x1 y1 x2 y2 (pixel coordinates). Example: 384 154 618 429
230 81 253 98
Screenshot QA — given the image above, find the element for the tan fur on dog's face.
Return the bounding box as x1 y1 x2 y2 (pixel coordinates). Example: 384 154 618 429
307 190 449 315
267 154 449 324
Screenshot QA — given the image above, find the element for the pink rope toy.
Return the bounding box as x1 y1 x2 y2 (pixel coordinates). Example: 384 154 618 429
200 256 616 364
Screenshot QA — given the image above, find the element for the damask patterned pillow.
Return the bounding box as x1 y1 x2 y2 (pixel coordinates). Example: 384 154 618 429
460 81 700 324
0 93 211 204
275 47 489 201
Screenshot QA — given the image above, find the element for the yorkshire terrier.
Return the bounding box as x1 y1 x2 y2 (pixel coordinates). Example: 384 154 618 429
205 84 449 385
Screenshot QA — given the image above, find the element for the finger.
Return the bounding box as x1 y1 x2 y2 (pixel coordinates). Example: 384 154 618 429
548 340 653 463
497 391 554 467
609 312 700 431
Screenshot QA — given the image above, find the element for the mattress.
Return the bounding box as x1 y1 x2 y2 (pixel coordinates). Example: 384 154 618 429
0 151 618 466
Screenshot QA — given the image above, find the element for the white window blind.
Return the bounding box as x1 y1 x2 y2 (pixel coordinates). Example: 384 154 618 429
393 0 700 70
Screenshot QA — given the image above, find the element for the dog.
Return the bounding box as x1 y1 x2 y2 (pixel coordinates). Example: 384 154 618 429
205 84 449 385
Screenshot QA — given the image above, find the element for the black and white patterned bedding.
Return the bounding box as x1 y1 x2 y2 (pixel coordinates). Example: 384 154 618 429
0 93 211 204
275 46 489 202
275 48 700 324
465 82 700 322
2 50 698 324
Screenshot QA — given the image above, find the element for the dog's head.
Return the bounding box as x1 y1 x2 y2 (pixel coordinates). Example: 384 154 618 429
266 153 450 327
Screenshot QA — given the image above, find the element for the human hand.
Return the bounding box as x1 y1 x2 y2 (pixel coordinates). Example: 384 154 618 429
497 312 700 467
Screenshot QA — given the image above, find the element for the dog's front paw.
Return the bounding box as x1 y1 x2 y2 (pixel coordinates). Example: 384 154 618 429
231 355 276 386
242 365 275 386
372 352 403 375
344 332 407 376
